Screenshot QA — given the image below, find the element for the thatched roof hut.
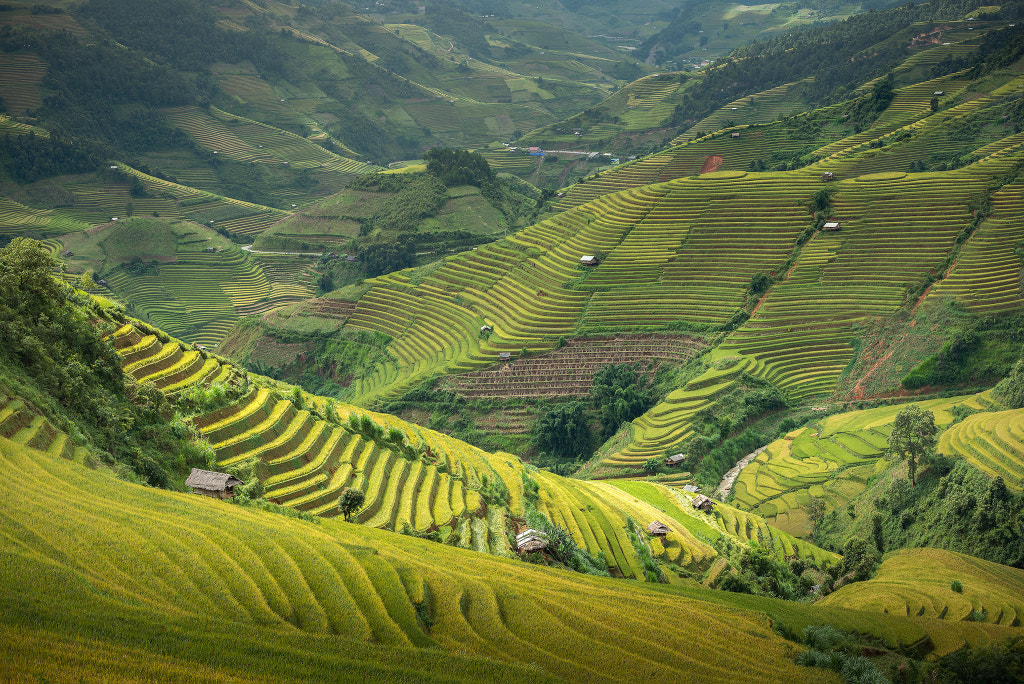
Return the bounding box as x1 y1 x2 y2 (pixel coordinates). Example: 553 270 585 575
185 468 243 500
515 529 549 553
692 494 715 512
665 453 686 466
647 521 671 537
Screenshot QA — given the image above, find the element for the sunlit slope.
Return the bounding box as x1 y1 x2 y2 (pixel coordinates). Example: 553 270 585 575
939 405 1024 491
0 437 848 683
820 548 1024 656
340 172 820 404
111 320 836 578
602 148 1024 471
732 394 992 537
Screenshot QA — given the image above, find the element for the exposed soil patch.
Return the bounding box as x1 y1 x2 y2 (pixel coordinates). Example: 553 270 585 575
451 333 706 400
699 155 723 174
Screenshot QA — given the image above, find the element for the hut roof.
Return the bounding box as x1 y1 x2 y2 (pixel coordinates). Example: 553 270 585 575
499 351 512 360
822 221 841 230
683 484 700 493
647 520 671 536
665 453 685 464
692 494 714 510
580 255 598 264
185 468 243 491
515 529 549 552
730 132 740 138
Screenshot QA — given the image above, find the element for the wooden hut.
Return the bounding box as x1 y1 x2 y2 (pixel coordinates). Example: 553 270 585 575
692 494 715 512
579 255 599 266
822 221 841 231
499 351 512 362
515 529 549 553
730 132 740 138
683 484 700 494
665 453 686 467
821 171 835 182
647 521 671 538
184 468 243 500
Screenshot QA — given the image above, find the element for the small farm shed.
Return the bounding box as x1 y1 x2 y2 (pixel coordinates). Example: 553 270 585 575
185 468 243 499
822 221 841 231
499 351 512 361
730 132 740 138
480 324 493 333
647 521 671 538
821 171 835 181
579 255 599 266
665 453 686 466
683 484 700 494
933 90 944 96
692 494 715 512
516 529 549 553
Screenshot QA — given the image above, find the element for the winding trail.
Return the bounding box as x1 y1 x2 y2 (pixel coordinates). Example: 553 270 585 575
714 447 765 501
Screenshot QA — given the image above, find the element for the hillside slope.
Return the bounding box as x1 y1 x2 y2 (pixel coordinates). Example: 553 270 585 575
6 432 1024 681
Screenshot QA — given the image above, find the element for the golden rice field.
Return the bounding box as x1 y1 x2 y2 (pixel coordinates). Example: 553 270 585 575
0 436 855 682
819 548 1024 656
939 406 1024 491
4 413 1021 680
109 319 843 579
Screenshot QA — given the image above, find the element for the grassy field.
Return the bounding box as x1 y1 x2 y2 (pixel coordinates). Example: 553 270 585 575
4 396 1022 680
819 548 1024 656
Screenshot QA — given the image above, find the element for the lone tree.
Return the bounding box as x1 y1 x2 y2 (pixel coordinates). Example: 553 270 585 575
887 405 937 486
339 488 365 522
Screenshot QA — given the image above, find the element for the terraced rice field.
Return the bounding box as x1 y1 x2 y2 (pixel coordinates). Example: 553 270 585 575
111 320 840 578
819 548 1024 656
719 172 985 400
939 406 1024 490
0 51 46 114
452 334 703 399
164 106 368 174
0 197 91 237
732 394 990 536
103 247 275 346
930 182 1024 313
3 431 947 683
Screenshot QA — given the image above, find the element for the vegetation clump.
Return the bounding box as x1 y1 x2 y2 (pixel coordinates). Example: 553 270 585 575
0 238 210 487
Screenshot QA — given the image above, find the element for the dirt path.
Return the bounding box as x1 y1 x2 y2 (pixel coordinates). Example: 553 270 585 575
852 338 903 400
714 447 765 501
699 155 723 174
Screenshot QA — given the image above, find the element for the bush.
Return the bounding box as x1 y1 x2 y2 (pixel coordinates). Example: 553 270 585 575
951 579 964 593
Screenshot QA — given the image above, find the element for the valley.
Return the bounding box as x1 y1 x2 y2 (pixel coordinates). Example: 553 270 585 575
3 0 1024 681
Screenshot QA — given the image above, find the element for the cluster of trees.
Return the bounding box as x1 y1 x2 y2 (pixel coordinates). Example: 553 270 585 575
816 404 1024 568
424 147 495 187
667 0 996 129
77 0 289 77
532 362 659 469
0 239 210 487
0 132 102 182
0 25 196 155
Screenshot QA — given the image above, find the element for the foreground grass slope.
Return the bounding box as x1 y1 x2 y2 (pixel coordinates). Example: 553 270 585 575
5 426 1023 680
0 436 839 683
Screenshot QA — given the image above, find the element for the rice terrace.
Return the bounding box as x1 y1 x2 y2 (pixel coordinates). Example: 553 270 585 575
3 0 1024 681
